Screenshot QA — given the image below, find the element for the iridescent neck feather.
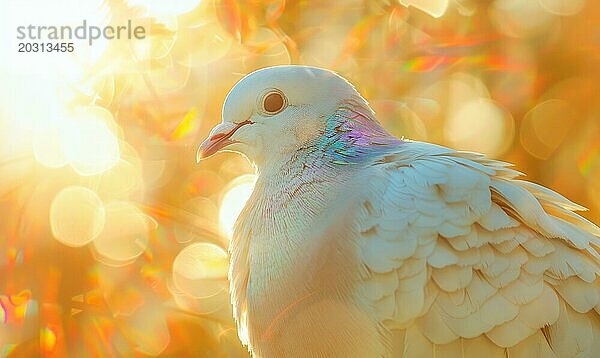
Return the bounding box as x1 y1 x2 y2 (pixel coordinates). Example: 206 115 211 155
316 98 402 165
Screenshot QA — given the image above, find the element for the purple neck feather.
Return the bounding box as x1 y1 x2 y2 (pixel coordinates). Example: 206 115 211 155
316 99 402 165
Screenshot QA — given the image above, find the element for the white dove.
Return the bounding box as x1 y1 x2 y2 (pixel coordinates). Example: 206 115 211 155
197 65 600 357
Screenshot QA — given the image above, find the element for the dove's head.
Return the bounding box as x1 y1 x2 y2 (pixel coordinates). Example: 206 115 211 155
197 65 392 167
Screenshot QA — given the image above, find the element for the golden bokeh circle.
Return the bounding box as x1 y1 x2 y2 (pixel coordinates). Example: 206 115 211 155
172 242 229 298
50 186 105 247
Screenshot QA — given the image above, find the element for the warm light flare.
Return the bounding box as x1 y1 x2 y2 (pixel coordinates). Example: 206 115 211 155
219 174 256 237
33 120 69 169
63 107 121 176
2 0 110 77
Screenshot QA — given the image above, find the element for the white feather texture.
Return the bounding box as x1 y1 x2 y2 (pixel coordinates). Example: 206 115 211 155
197 65 600 357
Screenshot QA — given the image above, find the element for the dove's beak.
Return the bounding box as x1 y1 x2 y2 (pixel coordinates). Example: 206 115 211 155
196 120 253 162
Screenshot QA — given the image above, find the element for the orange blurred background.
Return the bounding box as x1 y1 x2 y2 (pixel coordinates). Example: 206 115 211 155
1 0 599 356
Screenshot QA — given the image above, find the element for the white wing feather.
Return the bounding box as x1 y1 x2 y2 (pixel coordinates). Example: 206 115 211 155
357 141 600 357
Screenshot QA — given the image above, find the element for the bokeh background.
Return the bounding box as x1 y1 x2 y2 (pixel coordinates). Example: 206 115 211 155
1 0 599 356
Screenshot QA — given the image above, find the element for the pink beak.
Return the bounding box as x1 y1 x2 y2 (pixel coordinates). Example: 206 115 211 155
196 120 253 162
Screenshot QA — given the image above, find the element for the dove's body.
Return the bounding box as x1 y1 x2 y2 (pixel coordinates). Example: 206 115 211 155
231 104 395 357
198 66 600 357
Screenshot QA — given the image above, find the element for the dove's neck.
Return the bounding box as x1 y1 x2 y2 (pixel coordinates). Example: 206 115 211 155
315 100 401 165
256 99 401 169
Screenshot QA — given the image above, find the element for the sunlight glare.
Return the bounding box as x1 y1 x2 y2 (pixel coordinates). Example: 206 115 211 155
63 107 120 176
127 0 202 16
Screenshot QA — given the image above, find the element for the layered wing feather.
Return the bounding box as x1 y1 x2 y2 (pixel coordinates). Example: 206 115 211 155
356 141 600 357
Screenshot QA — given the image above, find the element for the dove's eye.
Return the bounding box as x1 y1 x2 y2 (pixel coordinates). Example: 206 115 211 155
262 90 286 114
